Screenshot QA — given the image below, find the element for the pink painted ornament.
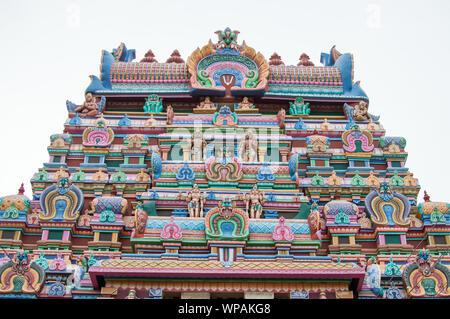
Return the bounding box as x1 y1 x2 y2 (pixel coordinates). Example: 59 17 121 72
160 216 183 240
49 254 67 271
272 217 294 242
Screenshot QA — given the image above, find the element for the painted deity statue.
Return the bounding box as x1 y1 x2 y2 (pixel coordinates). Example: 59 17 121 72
190 129 207 161
143 94 163 113
238 97 254 109
357 213 372 229
185 184 206 217
320 118 330 130
197 97 216 110
73 257 86 290
353 101 370 121
166 105 174 125
238 129 258 162
243 185 265 219
364 257 383 297
74 93 99 117
289 97 311 116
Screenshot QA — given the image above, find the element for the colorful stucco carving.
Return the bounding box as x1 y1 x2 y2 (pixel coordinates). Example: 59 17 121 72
0 28 447 300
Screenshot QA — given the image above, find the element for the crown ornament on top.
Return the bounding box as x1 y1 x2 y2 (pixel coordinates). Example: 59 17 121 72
214 27 242 55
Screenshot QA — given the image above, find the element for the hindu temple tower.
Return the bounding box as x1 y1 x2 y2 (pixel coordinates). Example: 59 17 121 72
0 28 448 299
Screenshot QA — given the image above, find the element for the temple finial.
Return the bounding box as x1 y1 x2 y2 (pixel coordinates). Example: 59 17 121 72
140 50 158 63
298 53 314 66
166 50 184 63
269 53 284 66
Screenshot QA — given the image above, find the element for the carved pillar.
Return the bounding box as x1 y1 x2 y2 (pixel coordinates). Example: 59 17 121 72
257 146 267 163
93 183 106 197
159 145 172 161
162 242 181 260
209 246 218 261
275 243 293 262
279 147 290 162
113 184 125 197
235 247 244 261
182 144 191 161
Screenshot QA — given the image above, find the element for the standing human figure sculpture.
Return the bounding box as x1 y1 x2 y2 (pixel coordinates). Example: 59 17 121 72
166 105 174 125
277 108 286 129
243 185 265 219
185 184 206 217
191 129 207 161
238 129 258 162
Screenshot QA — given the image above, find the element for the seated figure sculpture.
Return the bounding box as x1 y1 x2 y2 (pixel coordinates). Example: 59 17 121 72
74 93 99 117
237 97 254 109
197 97 216 110
143 94 163 113
353 101 370 121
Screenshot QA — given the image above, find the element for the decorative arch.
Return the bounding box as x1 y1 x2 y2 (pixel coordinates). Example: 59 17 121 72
82 116 114 148
187 28 269 96
365 182 410 226
39 178 84 221
0 254 45 294
342 125 374 154
205 198 249 240
403 250 450 297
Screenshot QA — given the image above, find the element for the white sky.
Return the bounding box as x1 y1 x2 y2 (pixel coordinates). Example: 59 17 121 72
0 0 449 203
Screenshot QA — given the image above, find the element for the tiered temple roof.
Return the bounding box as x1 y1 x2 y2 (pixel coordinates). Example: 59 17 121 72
0 28 448 300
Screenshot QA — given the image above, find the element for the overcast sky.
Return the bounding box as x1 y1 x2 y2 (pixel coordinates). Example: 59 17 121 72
0 0 449 203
